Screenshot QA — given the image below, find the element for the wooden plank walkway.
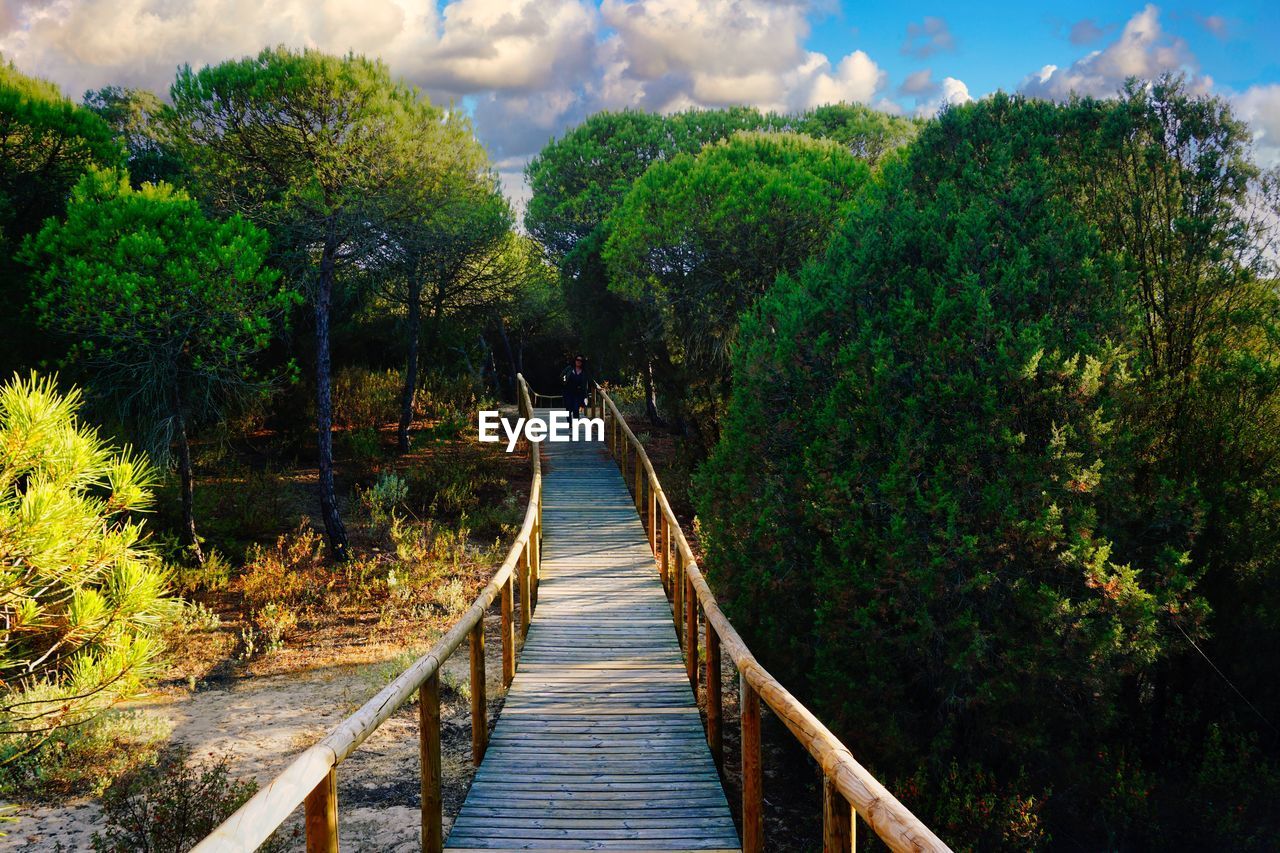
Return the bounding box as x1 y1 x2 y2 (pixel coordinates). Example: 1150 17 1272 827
446 410 740 852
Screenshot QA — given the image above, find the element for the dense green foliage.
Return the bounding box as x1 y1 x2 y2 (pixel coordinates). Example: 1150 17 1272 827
0 62 121 371
526 104 917 419
697 85 1280 849
0 46 546 799
167 47 487 558
604 132 869 447
22 168 297 562
0 374 174 737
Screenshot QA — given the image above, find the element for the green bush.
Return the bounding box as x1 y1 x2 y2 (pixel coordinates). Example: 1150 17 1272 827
0 373 176 741
0 708 170 799
359 472 409 526
405 445 508 521
696 86 1278 848
331 366 401 431
90 744 294 852
239 524 329 610
340 426 383 461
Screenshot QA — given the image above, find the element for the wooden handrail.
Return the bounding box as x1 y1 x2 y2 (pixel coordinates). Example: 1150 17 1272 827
192 376 543 853
593 383 952 853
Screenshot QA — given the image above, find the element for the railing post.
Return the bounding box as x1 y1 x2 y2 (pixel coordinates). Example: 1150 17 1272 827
501 575 515 687
706 623 722 766
741 674 764 853
304 768 338 853
673 548 684 647
685 581 698 691
634 455 643 513
649 490 657 554
823 775 855 853
420 673 442 853
532 515 541 610
519 543 531 639
470 620 487 765
659 515 669 590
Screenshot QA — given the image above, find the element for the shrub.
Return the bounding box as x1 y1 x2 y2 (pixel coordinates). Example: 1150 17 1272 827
0 373 176 740
340 426 382 462
331 366 401 431
171 600 222 634
406 445 508 520
254 603 299 653
359 472 410 526
0 708 171 800
895 762 1049 852
239 523 328 609
695 94 1222 848
171 549 233 596
90 744 295 852
416 370 482 419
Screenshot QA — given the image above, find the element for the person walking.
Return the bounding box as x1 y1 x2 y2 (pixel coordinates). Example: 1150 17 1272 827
562 355 589 419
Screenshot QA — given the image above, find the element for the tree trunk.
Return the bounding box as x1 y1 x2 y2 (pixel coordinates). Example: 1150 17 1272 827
316 223 350 561
398 270 422 454
481 334 498 395
173 404 204 566
643 359 664 425
495 312 518 400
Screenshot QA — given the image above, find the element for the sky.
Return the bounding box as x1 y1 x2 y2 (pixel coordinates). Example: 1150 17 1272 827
1 0 1278 210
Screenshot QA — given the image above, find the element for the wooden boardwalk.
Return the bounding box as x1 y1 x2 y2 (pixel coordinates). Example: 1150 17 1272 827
446 411 740 852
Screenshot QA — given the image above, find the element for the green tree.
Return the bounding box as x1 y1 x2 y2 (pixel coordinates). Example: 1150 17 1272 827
0 373 173 738
793 102 922 164
22 168 296 564
168 47 456 559
82 86 186 187
526 107 786 419
0 61 121 372
381 171 518 451
604 131 869 448
697 95 1200 847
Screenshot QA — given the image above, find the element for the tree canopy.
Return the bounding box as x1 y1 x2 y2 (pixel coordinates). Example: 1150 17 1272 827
22 168 296 563
696 85 1280 849
168 47 480 559
604 131 869 446
0 62 121 372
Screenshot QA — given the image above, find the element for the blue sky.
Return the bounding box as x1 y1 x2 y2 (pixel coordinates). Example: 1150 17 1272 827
804 2 1278 96
1 1 1277 203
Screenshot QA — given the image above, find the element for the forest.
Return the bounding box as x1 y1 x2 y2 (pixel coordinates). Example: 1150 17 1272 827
2 39 1280 853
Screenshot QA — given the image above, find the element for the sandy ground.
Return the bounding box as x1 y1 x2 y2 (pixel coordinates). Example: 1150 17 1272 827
2 616 504 852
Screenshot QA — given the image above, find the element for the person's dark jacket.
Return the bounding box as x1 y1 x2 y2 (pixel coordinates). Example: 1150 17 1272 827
562 366 589 401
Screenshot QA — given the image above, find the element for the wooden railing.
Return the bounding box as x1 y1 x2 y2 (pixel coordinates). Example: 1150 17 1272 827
590 383 952 853
192 375 544 853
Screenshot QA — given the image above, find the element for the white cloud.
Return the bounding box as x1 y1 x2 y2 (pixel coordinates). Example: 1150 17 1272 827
913 76 971 117
802 50 886 109
1020 4 1205 100
1234 84 1280 168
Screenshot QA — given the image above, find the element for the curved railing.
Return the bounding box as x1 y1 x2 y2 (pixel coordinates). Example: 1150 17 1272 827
193 375 543 853
591 383 951 853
